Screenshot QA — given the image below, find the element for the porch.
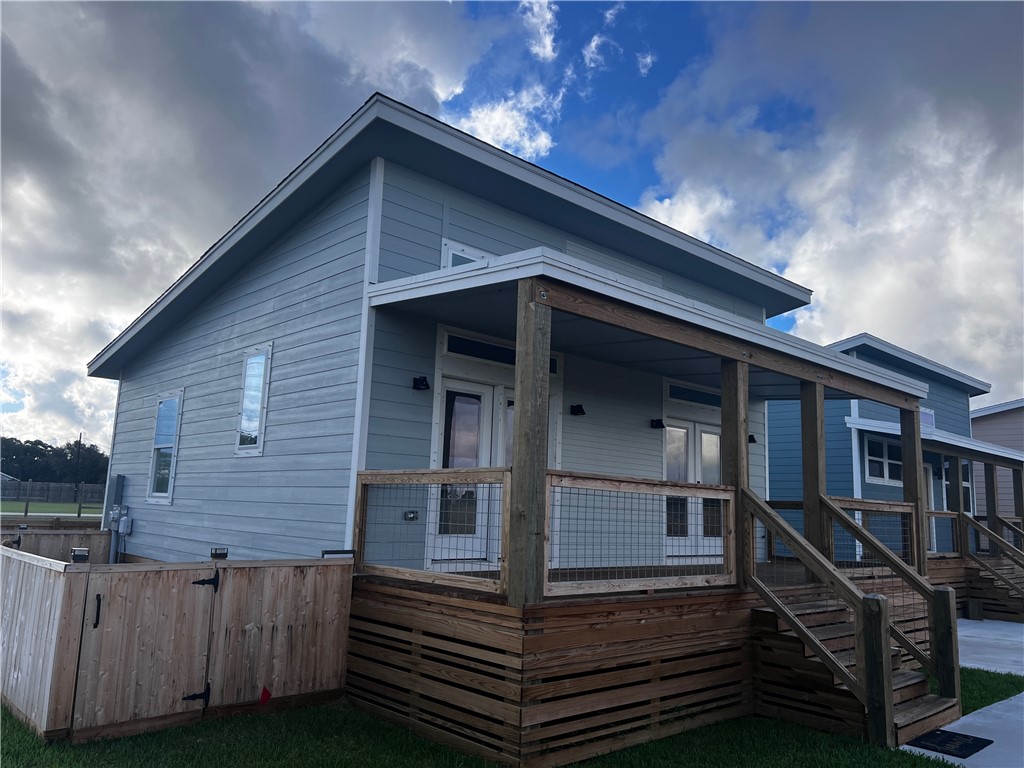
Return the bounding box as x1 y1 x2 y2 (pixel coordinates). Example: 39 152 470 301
346 262 981 766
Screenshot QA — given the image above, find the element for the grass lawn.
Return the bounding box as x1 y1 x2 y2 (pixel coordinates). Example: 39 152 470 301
0 502 102 516
6 667 1021 768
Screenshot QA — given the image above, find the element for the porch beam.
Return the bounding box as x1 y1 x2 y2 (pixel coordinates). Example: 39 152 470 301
801 381 831 562
721 359 749 583
531 279 918 409
921 440 1023 470
508 278 552 608
900 408 928 577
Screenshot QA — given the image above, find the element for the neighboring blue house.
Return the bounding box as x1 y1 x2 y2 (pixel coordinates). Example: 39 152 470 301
768 333 1021 556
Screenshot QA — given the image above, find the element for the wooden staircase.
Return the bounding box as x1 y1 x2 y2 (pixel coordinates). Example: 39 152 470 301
967 557 1024 622
753 600 960 744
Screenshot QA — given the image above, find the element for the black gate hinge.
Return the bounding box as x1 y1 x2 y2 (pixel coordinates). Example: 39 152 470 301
182 681 210 707
191 570 220 593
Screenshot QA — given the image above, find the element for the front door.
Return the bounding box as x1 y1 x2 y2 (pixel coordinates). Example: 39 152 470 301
665 421 723 562
428 379 507 568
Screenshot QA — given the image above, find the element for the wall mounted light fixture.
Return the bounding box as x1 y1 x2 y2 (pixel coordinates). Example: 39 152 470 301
412 376 431 391
651 419 666 429
570 404 586 416
210 547 228 560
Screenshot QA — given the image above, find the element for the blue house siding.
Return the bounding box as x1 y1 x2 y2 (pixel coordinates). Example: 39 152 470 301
376 163 766 323
108 169 370 561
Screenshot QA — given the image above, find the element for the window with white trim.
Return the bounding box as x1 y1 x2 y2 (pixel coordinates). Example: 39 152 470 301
920 407 936 429
148 390 183 502
442 239 496 268
864 435 903 485
236 344 272 455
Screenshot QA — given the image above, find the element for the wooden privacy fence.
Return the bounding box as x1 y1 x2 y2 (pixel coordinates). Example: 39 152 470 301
1 547 353 742
0 527 110 564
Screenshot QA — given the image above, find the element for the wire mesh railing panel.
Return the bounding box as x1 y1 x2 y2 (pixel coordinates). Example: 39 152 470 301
360 474 505 582
546 473 734 592
832 510 914 568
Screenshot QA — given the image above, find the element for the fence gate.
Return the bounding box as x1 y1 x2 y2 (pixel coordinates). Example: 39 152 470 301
72 564 218 737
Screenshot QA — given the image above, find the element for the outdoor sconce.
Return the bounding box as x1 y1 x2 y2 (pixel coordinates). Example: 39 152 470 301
70 548 89 563
570 404 586 416
210 547 228 560
748 434 757 444
651 419 666 429
403 509 420 522
412 376 431 390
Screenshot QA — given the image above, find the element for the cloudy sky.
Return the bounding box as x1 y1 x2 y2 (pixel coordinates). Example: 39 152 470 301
2 1 1021 450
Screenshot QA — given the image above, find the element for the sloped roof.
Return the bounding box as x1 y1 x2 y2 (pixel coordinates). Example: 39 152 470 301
828 333 990 397
971 398 1024 419
88 93 812 380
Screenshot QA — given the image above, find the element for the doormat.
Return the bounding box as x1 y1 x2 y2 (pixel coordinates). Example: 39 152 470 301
908 729 994 759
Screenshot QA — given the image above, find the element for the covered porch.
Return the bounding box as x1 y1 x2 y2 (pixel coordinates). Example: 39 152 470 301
347 253 964 766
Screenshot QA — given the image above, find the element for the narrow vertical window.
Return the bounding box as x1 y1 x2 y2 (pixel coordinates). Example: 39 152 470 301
148 390 183 502
237 344 272 455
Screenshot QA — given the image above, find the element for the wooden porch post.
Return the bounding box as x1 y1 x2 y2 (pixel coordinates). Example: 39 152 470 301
800 381 831 562
721 359 749 584
507 278 552 608
900 408 928 577
1013 468 1024 546
983 464 1002 557
946 456 965 557
901 409 925 577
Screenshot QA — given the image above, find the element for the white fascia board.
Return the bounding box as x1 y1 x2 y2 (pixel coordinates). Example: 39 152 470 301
368 247 929 398
971 398 1024 419
829 333 991 394
846 416 1024 463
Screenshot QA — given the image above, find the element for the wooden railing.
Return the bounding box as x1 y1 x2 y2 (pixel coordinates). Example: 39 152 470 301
961 513 1024 601
823 496 958 697
744 491 959 748
543 470 735 595
355 468 511 594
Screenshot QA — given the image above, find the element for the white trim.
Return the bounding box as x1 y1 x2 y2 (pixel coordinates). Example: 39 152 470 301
368 247 930 399
442 239 497 268
234 342 273 457
863 433 904 487
844 416 1024 463
971 398 1024 419
344 158 385 550
146 388 184 504
849 400 864 561
101 377 124 531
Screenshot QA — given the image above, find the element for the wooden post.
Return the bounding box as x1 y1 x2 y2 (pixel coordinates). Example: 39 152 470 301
931 586 960 701
800 381 831 562
946 456 965 557
507 278 552 608
900 408 927 577
721 359 749 584
1013 468 1024 548
861 593 896 748
23 480 31 517
983 464 1002 556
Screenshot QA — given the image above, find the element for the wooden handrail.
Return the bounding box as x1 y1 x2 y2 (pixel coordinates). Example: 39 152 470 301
821 496 935 602
547 470 734 499
827 496 915 515
963 514 1024 571
966 553 1024 601
742 490 863 608
358 468 509 485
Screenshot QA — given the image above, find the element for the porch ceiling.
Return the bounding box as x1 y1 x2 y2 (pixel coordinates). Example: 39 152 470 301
382 283 850 401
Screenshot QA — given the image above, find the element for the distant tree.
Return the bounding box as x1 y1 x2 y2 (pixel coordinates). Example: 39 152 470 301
1 436 108 484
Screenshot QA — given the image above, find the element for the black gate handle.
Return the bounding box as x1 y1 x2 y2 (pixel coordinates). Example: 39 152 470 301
93 594 101 628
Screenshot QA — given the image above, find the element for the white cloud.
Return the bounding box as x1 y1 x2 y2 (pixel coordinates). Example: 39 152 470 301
450 85 561 160
583 34 609 70
637 51 656 77
603 2 625 27
639 4 1023 405
519 0 559 63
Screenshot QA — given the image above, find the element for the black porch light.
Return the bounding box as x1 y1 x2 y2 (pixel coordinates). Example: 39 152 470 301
748 434 758 444
211 547 228 560
570 404 586 416
412 376 431 391
651 419 665 429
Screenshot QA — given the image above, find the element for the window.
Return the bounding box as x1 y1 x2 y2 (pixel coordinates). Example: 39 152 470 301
864 435 903 485
148 390 183 502
442 239 496 268
236 344 272 455
920 407 936 429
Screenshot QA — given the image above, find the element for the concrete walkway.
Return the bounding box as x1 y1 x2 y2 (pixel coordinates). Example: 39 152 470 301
901 619 1024 768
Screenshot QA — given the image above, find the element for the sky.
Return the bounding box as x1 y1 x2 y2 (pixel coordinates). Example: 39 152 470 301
1 1 1022 451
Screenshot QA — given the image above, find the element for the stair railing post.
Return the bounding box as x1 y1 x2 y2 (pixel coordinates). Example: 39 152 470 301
931 586 961 701
860 593 895 748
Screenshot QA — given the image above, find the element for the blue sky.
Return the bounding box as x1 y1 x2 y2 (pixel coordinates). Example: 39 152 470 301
1 1 1022 447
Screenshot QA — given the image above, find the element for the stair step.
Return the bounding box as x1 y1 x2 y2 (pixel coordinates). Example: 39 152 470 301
891 670 930 704
895 694 959 744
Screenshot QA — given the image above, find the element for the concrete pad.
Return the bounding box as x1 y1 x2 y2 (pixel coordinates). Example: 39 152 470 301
901 619 1024 767
956 620 1024 676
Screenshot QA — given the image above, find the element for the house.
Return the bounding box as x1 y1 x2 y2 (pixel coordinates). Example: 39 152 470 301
88 93 1005 765
971 399 1024 530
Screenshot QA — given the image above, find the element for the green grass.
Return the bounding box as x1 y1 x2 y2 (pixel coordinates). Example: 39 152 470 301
0 502 102 516
935 666 1024 715
3 668 1020 768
